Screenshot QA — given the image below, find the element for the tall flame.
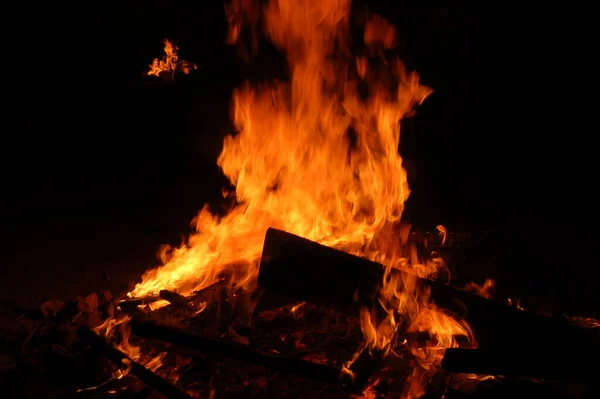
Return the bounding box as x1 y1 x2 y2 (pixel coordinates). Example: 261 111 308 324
132 1 471 397
132 0 429 298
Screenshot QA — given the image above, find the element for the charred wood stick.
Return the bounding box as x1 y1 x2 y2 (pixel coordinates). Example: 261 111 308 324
441 347 599 384
78 327 191 399
130 319 354 386
159 290 187 306
258 228 597 351
118 296 162 313
118 290 194 312
119 279 225 313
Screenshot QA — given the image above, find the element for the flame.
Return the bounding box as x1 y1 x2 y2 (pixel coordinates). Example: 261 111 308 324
507 297 525 310
463 278 495 299
568 315 600 329
132 0 429 299
93 315 166 378
131 1 473 397
147 39 198 78
435 225 447 245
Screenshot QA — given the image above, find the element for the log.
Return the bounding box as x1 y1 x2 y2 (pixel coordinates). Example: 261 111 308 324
340 343 384 390
78 327 191 399
441 347 600 384
258 228 597 352
258 228 383 308
130 319 365 388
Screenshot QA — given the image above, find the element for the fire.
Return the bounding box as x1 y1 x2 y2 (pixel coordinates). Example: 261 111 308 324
93 315 165 375
147 39 198 78
131 1 473 397
507 297 525 310
132 0 429 299
463 278 496 299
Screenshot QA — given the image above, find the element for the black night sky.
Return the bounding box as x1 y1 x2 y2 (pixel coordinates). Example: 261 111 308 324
4 1 597 316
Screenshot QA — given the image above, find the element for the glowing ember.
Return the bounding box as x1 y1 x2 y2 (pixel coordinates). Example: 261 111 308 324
147 39 198 78
131 1 474 397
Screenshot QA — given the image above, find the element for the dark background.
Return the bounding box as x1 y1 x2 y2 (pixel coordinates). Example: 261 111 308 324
4 1 597 316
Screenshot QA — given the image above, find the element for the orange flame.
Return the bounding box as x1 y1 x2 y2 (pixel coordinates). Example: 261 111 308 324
147 39 198 78
463 278 495 299
507 297 525 310
132 0 429 298
93 315 165 375
132 1 473 397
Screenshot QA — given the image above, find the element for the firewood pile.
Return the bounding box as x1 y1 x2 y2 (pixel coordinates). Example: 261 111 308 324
2 228 599 399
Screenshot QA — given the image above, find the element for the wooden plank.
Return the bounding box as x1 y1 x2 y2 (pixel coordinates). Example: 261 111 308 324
258 228 597 353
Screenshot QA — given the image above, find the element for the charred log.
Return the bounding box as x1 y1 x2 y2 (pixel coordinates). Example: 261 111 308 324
78 326 191 399
258 228 598 353
258 227 383 308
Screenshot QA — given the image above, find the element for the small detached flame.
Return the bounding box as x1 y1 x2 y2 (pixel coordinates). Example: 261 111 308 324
147 39 198 78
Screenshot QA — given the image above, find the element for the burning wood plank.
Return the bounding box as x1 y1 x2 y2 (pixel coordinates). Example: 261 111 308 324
258 228 597 353
258 228 383 308
118 295 162 313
